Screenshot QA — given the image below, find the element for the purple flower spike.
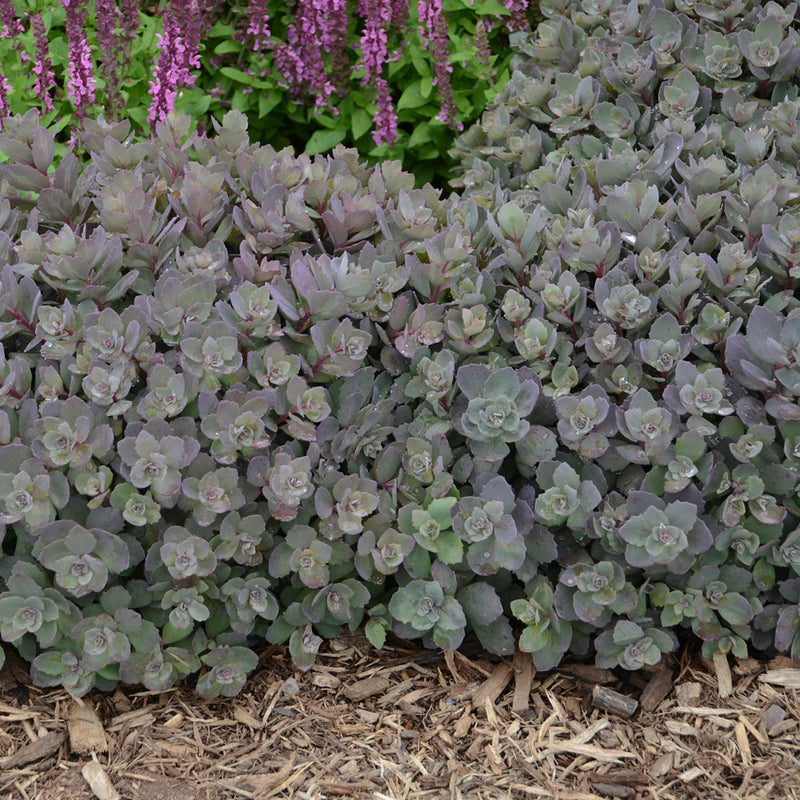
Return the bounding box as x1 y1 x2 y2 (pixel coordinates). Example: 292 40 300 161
62 0 96 120
418 0 460 131
147 0 203 126
31 13 56 113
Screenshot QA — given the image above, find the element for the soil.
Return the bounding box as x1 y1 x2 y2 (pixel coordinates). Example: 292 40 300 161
1 633 800 800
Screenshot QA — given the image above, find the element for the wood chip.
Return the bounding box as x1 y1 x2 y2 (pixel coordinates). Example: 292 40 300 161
162 713 184 729
556 664 616 684
233 706 263 730
591 782 633 798
707 715 735 729
342 676 390 701
734 658 762 675
355 709 379 724
471 662 513 711
675 681 702 705
68 700 108 754
2 629 799 800
444 651 463 683
453 707 473 739
674 706 738 716
512 650 534 715
649 752 673 778
535 742 636 763
665 720 697 737
0 703 40 722
763 703 786 733
483 695 499 727
735 720 752 768
680 766 706 782
738 714 769 745
311 672 341 690
599 770 650 786
713 651 733 698
106 709 155 732
759 668 800 688
766 719 797 737
570 719 610 745
484 742 505 774
639 667 673 712
82 760 121 800
592 685 638 718
0 731 65 769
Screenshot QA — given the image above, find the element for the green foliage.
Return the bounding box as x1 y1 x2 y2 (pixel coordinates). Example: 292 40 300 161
0 1 533 187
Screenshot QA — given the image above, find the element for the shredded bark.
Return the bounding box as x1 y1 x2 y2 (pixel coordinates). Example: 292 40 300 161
1 638 800 800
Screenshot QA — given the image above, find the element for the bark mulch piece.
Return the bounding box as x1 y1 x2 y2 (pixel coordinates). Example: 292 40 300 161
2 636 800 800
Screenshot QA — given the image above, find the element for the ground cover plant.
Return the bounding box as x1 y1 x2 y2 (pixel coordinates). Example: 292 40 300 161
3 0 800 700
0 0 534 187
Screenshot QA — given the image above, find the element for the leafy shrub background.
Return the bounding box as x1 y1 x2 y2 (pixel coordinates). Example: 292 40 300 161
0 0 532 187
3 0 800 698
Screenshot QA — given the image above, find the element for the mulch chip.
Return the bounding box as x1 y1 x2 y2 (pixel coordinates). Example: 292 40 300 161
2 636 800 799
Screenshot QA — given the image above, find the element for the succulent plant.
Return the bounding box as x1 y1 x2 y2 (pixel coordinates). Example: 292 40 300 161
453 364 539 461
6 0 800 696
512 576 573 671
388 579 466 651
32 522 131 599
594 620 677 670
617 493 712 574
195 646 259 698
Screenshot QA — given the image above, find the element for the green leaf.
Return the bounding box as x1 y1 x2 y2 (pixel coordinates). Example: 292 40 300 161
365 618 386 649
473 619 515 656
420 75 433 99
304 128 347 155
219 66 268 87
717 594 754 627
175 91 212 118
208 21 237 37
408 45 431 77
398 81 431 111
410 143 441 160
458 583 502 625
232 92 250 113
258 93 282 118
428 497 458 528
445 0 509 13
214 40 243 55
407 121 433 150
434 529 463 564
448 50 476 63
351 107 372 141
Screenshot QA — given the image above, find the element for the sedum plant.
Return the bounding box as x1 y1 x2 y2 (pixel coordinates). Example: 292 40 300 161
7 0 800 696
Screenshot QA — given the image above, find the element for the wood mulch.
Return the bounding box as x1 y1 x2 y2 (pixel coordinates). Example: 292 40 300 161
2 634 800 800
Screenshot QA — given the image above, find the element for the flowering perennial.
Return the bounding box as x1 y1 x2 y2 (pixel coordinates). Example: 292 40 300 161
418 0 460 130
372 76 398 146
356 0 399 145
31 14 56 114
62 0 96 119
147 0 203 125
0 74 9 126
93 0 141 112
0 0 22 39
503 0 529 33
243 0 271 51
